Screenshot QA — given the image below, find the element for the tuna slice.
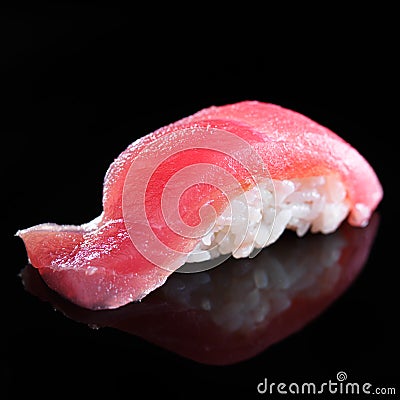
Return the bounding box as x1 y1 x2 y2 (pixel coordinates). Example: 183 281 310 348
17 101 383 310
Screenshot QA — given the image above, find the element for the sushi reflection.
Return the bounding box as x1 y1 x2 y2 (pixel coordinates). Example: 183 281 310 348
21 214 379 365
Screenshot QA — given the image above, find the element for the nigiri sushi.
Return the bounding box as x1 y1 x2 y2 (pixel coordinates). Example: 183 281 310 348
17 101 383 310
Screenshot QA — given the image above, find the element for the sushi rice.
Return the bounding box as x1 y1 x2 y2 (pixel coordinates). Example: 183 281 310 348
187 175 349 263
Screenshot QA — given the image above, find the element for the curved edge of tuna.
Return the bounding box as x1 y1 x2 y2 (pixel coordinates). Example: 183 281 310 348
16 216 171 310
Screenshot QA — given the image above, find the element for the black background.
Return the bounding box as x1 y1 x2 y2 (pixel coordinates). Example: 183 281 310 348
3 4 398 399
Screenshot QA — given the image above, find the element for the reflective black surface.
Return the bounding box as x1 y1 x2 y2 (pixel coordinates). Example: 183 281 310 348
4 4 398 399
21 216 379 366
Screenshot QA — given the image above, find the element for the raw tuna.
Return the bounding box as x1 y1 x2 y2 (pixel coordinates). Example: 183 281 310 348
17 101 383 309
